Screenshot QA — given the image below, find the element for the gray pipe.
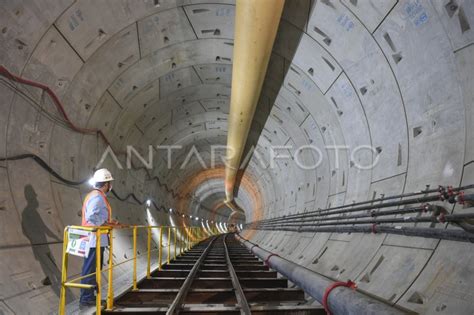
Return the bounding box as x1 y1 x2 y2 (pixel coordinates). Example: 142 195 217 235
235 234 407 315
249 225 474 243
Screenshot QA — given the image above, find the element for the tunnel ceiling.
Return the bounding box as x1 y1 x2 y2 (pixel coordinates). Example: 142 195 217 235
1 0 473 223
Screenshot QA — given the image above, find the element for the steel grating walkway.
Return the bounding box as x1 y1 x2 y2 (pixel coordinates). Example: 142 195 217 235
104 234 324 314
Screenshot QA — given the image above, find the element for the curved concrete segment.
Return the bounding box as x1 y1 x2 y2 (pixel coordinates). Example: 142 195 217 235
0 0 473 314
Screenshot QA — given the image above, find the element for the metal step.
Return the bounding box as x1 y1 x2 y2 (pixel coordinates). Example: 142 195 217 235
140 277 233 289
162 263 193 270
104 304 324 314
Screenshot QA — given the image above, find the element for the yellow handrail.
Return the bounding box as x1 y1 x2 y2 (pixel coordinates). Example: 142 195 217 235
146 226 152 279
132 226 138 291
158 226 163 270
167 226 171 264
173 227 177 260
58 224 220 315
96 229 102 314
106 229 114 310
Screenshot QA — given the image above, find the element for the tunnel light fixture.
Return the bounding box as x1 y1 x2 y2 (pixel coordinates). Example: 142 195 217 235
146 199 151 207
195 217 199 221
88 178 95 187
182 214 185 218
169 208 173 213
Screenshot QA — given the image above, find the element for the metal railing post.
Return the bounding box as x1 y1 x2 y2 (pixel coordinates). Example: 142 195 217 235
106 229 114 310
96 229 102 315
186 229 191 250
190 228 193 247
173 227 177 260
178 227 182 255
146 227 151 279
182 227 184 252
132 226 138 291
167 227 171 264
158 226 163 270
58 228 69 315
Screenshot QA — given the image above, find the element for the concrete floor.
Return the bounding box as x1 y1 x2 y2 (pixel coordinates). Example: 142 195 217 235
0 0 473 314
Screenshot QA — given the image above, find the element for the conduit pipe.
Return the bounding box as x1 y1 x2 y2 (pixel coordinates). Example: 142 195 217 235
255 212 474 229
247 225 474 243
224 0 285 218
253 189 472 226
235 234 406 315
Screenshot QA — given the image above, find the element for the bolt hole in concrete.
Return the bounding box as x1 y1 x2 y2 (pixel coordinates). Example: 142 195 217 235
413 126 422 137
408 291 424 304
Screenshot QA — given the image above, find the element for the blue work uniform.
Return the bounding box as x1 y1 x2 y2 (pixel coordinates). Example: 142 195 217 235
79 191 111 304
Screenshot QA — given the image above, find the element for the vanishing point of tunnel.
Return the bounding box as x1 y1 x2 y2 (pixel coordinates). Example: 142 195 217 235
0 0 474 314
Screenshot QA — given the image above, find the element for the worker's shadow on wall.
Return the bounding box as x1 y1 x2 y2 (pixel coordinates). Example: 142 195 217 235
21 184 71 300
235 1 313 196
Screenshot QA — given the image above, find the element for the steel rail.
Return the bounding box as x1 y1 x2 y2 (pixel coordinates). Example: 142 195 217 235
223 234 251 315
166 236 217 315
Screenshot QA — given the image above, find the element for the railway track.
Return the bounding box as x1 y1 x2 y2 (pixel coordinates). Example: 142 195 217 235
104 234 323 314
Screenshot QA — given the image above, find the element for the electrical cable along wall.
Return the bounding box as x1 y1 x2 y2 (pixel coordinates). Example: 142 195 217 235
0 68 210 218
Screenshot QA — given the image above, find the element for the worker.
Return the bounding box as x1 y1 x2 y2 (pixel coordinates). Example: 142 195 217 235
79 168 121 308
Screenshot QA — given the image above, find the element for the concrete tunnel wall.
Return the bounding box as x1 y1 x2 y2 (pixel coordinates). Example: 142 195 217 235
0 0 473 314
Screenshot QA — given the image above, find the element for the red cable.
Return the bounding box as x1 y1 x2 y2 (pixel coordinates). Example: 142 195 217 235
0 66 187 199
371 223 377 234
264 253 279 266
0 65 111 146
322 280 357 315
437 212 446 223
250 244 259 254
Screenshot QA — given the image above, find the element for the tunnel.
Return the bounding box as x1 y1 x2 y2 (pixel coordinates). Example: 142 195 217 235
0 0 473 314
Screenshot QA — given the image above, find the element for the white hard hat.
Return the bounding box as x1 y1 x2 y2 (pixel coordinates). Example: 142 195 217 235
92 168 114 183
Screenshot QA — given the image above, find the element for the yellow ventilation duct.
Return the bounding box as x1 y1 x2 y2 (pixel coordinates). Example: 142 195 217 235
224 0 285 219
